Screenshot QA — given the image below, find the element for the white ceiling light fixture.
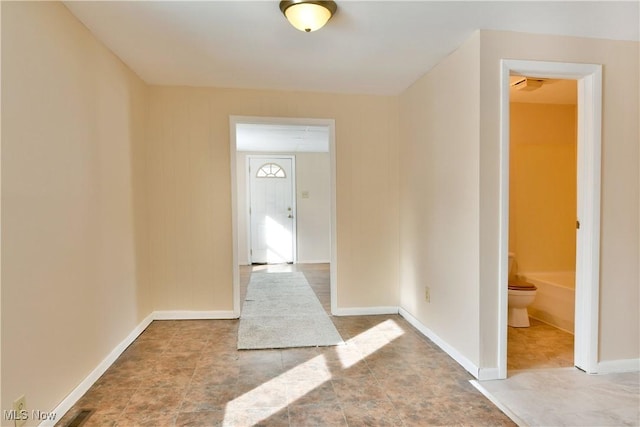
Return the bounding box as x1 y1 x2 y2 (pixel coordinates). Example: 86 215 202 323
279 0 337 33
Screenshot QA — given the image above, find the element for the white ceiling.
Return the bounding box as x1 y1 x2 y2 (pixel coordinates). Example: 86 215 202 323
64 1 639 96
236 124 329 152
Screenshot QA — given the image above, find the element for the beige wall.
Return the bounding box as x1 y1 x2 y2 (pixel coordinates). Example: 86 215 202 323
236 152 331 265
399 33 481 365
294 153 331 263
510 103 577 273
1 1 148 421
143 86 399 310
479 31 639 366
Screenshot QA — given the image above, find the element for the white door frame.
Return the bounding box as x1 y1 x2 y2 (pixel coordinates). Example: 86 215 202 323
230 116 337 317
498 60 602 378
247 154 297 264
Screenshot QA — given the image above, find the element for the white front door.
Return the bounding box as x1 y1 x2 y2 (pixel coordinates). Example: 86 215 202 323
249 156 295 264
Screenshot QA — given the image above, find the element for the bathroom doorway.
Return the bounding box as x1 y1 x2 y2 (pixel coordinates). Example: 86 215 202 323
498 60 603 378
507 76 577 370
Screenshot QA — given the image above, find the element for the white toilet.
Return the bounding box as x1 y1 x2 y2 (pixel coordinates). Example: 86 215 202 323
508 253 537 327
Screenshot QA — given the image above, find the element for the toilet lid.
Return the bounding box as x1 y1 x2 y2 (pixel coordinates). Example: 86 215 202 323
508 279 537 290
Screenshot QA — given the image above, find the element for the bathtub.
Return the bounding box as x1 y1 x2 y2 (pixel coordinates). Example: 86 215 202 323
521 271 575 334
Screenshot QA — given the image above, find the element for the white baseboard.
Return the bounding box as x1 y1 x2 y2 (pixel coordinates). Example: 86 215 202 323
240 261 330 266
43 312 155 426
42 310 237 426
153 310 238 320
478 367 501 381
332 306 399 316
398 307 481 379
597 358 640 374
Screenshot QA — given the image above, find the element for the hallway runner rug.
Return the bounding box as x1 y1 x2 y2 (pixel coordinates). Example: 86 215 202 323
237 271 344 350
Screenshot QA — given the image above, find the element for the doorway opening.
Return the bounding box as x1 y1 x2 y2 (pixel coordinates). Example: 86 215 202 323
506 76 577 371
230 116 337 317
498 60 602 378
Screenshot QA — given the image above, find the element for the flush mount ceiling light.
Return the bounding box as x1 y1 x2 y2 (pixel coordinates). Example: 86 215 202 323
279 0 337 32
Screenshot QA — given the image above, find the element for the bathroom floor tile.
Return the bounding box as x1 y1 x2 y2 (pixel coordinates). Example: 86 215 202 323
507 317 574 370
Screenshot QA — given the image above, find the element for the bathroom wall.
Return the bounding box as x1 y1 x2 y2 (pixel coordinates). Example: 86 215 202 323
236 151 331 265
509 102 577 274
509 101 578 333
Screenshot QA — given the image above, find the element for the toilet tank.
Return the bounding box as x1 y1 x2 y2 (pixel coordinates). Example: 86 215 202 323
508 252 517 282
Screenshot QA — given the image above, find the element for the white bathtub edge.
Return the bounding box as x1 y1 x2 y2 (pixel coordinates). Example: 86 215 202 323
520 271 576 290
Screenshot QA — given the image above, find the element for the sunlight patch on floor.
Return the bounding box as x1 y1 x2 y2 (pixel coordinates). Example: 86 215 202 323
338 319 405 369
223 319 405 425
223 354 330 426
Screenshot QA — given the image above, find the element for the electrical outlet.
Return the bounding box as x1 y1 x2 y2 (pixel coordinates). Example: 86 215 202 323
13 395 27 427
425 286 430 303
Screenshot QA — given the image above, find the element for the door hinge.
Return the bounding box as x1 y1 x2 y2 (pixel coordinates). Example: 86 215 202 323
576 220 580 229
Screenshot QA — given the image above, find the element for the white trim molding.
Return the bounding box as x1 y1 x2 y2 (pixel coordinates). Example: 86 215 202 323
153 310 238 320
399 308 482 379
333 306 399 317
296 259 331 264
597 358 640 374
477 368 501 381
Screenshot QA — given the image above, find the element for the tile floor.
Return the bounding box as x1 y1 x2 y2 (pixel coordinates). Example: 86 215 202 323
475 368 640 426
57 263 639 427
507 317 574 371
57 264 514 427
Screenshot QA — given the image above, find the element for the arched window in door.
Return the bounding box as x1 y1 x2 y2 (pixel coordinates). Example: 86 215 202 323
256 163 286 178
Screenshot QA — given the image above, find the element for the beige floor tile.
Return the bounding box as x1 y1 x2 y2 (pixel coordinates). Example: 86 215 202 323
288 402 348 426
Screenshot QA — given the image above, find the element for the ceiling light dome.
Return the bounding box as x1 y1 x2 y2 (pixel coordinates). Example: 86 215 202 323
279 1 337 33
